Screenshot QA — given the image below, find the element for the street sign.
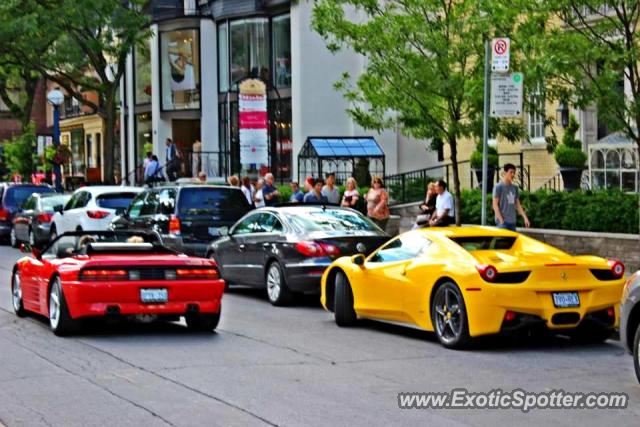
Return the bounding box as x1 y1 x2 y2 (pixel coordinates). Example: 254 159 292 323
490 72 523 118
491 38 510 72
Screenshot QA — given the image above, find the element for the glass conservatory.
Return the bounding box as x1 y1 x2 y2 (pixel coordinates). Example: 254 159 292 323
298 137 385 185
588 133 639 192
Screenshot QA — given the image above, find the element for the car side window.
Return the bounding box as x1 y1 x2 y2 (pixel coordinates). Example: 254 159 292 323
65 192 80 210
158 189 176 215
127 193 147 219
21 196 36 210
232 213 262 235
259 213 284 233
78 192 92 208
369 234 431 263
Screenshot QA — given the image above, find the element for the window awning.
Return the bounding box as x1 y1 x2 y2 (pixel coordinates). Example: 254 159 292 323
304 137 384 158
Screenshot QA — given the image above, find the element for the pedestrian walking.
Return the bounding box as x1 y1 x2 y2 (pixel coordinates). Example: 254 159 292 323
241 176 255 206
322 172 340 204
262 173 280 206
365 176 390 230
428 180 455 227
341 177 359 208
164 138 181 181
144 155 164 185
254 178 266 208
493 163 530 231
304 178 329 203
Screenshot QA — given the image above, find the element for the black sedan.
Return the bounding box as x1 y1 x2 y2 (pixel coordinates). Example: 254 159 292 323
620 270 640 383
207 205 391 306
11 193 69 248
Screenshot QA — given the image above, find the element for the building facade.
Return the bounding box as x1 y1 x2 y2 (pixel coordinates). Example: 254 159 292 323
119 0 439 185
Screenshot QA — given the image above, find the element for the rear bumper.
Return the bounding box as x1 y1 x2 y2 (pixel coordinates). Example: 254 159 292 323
34 223 52 242
62 279 225 319
0 223 11 237
284 261 331 293
464 281 624 337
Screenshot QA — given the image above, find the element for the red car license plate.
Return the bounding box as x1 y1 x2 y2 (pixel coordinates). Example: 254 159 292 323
552 292 580 308
140 288 168 303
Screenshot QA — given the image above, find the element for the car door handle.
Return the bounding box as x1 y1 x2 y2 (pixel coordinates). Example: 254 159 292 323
239 244 246 251
262 243 270 248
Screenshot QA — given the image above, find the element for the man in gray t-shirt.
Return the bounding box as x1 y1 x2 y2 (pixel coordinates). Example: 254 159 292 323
492 164 530 231
321 172 341 204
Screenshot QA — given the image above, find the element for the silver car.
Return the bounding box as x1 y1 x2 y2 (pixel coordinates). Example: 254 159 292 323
620 270 640 383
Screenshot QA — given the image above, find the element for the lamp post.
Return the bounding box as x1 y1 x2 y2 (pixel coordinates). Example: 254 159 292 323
47 88 65 193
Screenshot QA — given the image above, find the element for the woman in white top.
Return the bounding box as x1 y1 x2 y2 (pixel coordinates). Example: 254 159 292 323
254 178 266 208
241 176 255 206
341 177 360 208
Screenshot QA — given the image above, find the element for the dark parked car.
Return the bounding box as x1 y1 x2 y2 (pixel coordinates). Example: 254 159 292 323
12 193 71 247
0 183 55 244
207 205 391 306
110 185 252 256
620 270 640 383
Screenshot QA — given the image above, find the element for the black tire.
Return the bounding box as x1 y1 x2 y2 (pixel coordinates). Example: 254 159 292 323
633 326 640 384
265 261 293 306
334 272 357 326
11 269 26 317
49 225 57 242
186 311 220 332
49 277 77 336
431 282 471 349
208 252 229 291
10 227 19 248
28 228 37 247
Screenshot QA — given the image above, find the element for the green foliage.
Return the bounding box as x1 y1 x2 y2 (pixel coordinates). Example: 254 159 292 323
554 144 587 168
470 142 499 169
143 143 153 155
460 189 639 234
548 115 586 167
2 122 35 178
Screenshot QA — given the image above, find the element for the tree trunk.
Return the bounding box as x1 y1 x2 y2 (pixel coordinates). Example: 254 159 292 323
102 98 116 184
448 135 461 226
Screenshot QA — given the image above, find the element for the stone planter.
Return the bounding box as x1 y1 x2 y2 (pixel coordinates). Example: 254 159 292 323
559 167 583 191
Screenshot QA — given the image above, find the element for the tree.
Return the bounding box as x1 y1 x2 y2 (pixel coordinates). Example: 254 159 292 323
0 0 151 183
2 123 36 179
311 0 525 224
530 1 640 156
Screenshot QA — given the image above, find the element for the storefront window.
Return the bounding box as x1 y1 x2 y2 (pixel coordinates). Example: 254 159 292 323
136 113 152 166
230 18 269 86
160 29 200 110
70 129 85 176
218 23 229 92
272 15 291 88
135 40 152 104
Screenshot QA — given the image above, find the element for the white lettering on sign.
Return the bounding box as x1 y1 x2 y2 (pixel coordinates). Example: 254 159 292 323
490 72 523 118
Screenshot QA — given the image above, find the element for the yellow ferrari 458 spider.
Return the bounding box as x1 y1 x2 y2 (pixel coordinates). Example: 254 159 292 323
320 226 625 349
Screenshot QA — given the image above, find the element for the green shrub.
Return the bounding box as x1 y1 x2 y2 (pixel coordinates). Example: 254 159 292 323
460 189 639 234
554 144 587 168
470 142 499 169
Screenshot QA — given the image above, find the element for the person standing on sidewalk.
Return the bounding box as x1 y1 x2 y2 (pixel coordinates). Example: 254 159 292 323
492 163 531 231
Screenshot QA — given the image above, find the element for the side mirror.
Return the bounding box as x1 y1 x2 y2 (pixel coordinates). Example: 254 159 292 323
53 205 63 213
353 254 365 266
20 243 41 258
218 226 229 237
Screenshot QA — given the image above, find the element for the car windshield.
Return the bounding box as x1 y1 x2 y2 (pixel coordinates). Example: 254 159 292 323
450 236 517 251
288 208 379 232
5 186 54 208
178 188 249 215
43 231 163 259
41 195 71 212
96 193 138 214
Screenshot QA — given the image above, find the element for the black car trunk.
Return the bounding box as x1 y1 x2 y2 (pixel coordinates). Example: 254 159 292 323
311 234 390 256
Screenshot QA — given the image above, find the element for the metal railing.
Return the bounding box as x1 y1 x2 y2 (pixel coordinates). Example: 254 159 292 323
385 153 530 205
541 170 591 191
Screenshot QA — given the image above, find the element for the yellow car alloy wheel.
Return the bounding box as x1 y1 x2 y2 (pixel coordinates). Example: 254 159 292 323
431 282 470 349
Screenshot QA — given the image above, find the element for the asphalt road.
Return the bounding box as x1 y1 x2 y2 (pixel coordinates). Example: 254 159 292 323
0 245 639 427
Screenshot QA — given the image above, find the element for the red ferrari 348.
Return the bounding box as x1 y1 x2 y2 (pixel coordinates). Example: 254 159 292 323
11 230 225 335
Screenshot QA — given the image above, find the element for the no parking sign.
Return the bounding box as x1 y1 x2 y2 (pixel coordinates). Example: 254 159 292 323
491 38 510 72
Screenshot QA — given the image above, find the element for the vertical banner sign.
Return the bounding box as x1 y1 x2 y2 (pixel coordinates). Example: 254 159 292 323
239 79 269 166
491 38 510 72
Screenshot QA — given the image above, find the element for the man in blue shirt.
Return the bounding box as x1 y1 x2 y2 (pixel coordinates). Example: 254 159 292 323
304 179 329 203
289 182 304 203
261 173 280 206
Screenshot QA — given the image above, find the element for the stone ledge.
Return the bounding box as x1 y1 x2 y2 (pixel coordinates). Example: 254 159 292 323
520 227 639 241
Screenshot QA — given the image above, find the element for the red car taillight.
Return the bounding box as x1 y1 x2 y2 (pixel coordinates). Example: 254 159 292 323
607 259 625 278
86 210 110 219
169 215 181 235
176 268 219 280
37 212 53 223
295 241 341 257
0 208 9 221
476 264 498 282
79 269 128 281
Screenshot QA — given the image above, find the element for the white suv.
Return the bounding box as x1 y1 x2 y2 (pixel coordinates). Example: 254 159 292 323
50 186 142 238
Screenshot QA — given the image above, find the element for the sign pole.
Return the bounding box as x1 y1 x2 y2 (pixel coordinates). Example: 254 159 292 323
481 38 490 226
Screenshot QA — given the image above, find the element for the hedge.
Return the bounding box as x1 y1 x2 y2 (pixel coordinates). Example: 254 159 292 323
460 189 639 234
